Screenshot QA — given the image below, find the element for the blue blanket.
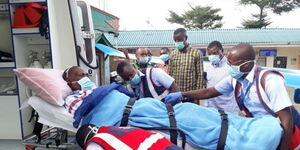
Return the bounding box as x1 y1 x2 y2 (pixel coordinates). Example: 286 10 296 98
82 90 282 150
73 82 135 128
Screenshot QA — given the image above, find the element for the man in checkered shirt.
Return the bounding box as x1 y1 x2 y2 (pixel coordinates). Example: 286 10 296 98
168 28 205 104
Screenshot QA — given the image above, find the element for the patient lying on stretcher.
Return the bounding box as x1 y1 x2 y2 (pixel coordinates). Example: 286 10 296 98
62 66 97 115
63 66 133 114
62 66 135 115
63 66 283 150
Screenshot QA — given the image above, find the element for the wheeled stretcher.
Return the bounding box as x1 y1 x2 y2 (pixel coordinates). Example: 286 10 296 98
24 96 203 150
23 96 77 150
24 87 283 150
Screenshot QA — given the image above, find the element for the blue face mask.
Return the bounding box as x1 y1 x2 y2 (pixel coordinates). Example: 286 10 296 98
138 56 151 65
175 42 185 50
77 77 96 90
208 55 221 65
128 73 141 85
160 54 169 62
227 60 255 79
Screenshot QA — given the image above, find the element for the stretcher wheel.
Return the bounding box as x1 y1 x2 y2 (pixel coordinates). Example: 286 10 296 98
25 145 35 150
61 130 68 143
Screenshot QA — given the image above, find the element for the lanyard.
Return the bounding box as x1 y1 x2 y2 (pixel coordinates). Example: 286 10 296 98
237 82 254 107
237 67 259 109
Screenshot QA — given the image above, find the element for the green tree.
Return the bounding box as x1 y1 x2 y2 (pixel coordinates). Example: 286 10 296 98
240 0 300 28
242 13 271 28
166 5 223 29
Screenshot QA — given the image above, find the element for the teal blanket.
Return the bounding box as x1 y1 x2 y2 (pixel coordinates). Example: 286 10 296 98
82 90 282 150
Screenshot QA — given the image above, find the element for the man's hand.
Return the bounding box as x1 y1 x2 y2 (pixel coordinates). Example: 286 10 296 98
164 92 183 103
120 49 130 62
120 49 129 54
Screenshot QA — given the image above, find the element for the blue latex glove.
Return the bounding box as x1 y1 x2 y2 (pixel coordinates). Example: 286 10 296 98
164 92 183 103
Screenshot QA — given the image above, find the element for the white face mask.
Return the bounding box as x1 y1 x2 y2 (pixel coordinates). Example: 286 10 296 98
208 55 221 65
227 60 255 79
77 77 96 90
127 73 141 85
160 54 169 62
138 56 152 65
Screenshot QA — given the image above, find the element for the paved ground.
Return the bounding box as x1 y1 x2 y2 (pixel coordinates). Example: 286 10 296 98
0 140 24 150
0 139 81 150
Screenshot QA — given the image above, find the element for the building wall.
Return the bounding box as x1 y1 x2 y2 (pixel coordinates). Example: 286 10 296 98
149 48 162 56
277 47 300 69
255 46 300 69
118 45 300 69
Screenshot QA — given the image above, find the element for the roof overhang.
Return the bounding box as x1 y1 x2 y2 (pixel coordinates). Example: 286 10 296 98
114 42 300 49
91 6 119 34
105 29 300 48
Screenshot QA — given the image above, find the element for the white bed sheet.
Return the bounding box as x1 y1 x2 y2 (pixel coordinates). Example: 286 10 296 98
28 96 77 133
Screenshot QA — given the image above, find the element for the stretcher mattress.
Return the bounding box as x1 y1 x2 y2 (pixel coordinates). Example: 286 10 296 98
28 96 78 133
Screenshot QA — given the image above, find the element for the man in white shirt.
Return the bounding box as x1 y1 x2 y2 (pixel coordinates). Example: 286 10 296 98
165 43 293 150
204 41 239 113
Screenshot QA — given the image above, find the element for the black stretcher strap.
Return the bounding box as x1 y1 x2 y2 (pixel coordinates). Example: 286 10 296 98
217 110 228 150
120 97 137 127
166 103 178 145
29 108 43 143
120 99 184 148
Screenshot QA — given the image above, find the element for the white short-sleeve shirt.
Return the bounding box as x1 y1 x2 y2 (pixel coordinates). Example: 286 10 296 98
150 68 175 89
215 66 292 117
131 68 175 98
204 57 238 113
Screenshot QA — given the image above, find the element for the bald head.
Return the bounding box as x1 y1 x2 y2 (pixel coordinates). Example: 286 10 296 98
63 66 89 91
63 66 83 81
228 43 256 62
117 61 136 82
227 43 256 74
